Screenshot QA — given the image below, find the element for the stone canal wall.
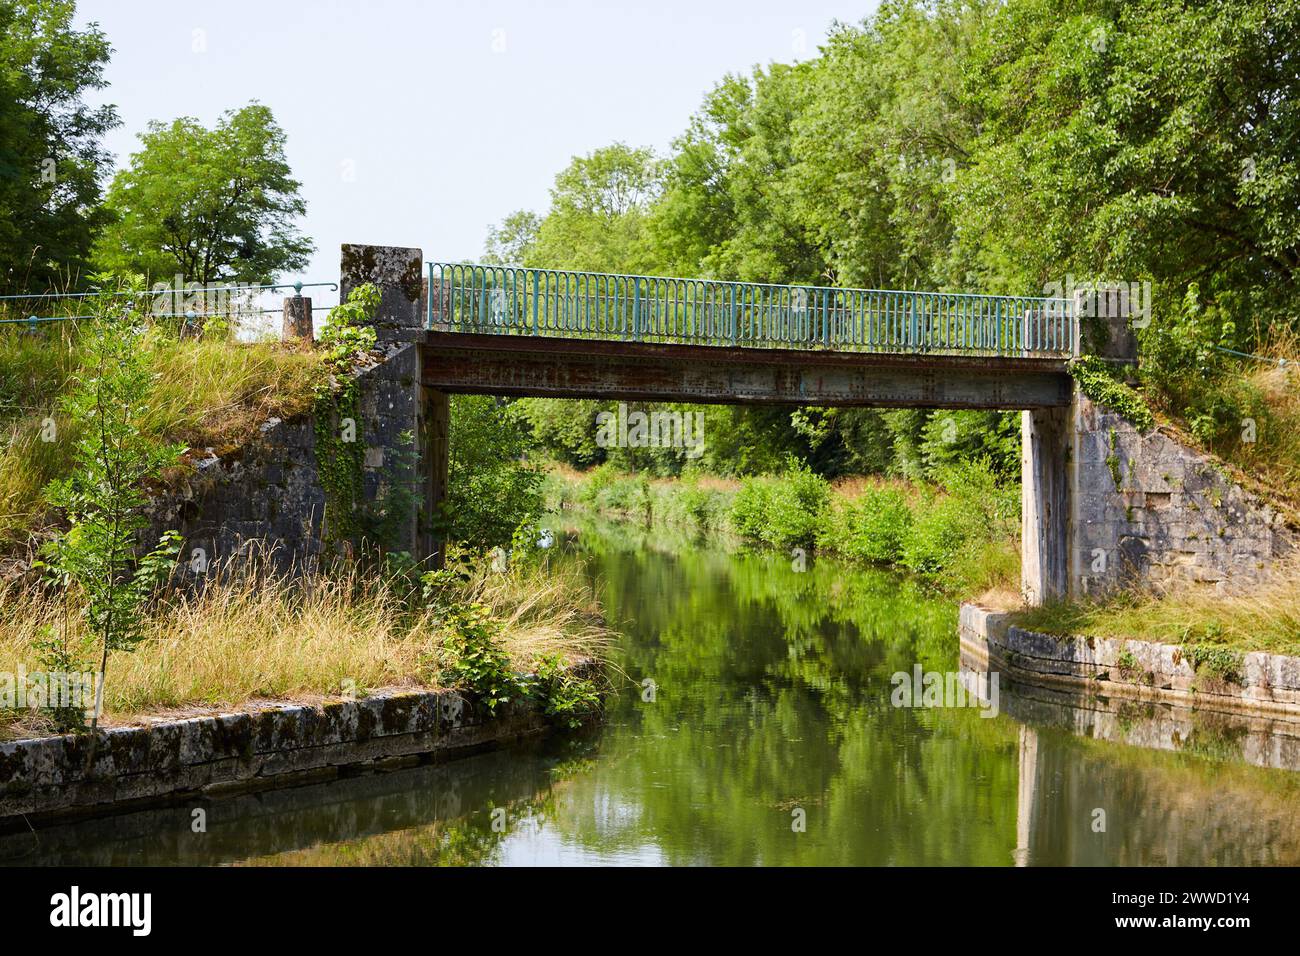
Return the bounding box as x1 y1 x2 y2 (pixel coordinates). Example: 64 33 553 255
0 678 589 826
1071 395 1296 597
142 342 417 577
959 603 1300 719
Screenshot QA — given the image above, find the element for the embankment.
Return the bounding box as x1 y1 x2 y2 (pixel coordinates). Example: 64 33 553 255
0 663 598 828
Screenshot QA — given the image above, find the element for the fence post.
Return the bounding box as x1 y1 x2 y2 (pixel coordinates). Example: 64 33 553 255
281 294 313 344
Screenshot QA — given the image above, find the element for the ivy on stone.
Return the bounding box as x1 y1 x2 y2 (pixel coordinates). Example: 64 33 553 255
314 284 379 549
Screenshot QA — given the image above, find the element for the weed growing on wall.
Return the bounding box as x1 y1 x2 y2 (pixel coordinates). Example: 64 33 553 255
313 283 378 548
1070 355 1155 431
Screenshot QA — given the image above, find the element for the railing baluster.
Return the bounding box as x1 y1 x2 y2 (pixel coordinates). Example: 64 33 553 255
421 262 1068 358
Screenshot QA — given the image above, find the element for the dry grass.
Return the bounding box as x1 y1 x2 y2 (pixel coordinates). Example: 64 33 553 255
0 325 322 549
829 474 922 501
0 558 610 739
1013 559 1300 657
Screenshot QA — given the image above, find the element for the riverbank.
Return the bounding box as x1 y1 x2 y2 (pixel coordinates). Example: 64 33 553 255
962 602 1300 720
544 461 1021 598
0 671 600 827
0 554 610 823
1010 565 1300 660
1 557 607 740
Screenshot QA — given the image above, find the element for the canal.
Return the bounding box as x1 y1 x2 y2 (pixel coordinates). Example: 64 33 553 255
7 517 1300 866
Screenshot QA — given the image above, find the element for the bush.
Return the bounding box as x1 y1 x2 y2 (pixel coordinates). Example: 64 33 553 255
577 462 619 505
439 602 520 713
675 480 730 531
729 459 829 550
837 486 913 563
901 495 975 574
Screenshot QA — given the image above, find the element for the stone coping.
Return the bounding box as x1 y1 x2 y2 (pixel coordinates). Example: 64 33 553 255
0 669 596 827
959 603 1300 719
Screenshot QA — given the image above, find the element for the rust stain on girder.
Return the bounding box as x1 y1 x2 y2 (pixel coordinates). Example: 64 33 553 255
419 332 1073 409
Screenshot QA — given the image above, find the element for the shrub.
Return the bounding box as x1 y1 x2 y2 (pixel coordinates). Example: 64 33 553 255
901 495 975 574
577 462 619 505
730 459 829 550
439 602 520 713
837 486 913 563
530 653 601 728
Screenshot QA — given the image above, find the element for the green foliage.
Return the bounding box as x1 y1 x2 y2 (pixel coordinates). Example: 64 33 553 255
483 209 541 266
530 654 601 729
565 455 1020 593
447 395 543 550
730 459 830 550
36 277 184 734
833 486 913 564
0 0 118 294
900 495 972 575
313 284 378 548
674 479 731 532
1185 644 1244 685
1070 356 1155 432
438 602 520 713
524 143 661 274
513 398 605 468
317 284 379 371
94 103 312 285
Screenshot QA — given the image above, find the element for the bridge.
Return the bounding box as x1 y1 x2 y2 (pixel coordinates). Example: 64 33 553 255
418 261 1076 409
337 244 1143 608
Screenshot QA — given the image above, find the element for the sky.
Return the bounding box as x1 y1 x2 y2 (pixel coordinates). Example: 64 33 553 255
75 0 880 310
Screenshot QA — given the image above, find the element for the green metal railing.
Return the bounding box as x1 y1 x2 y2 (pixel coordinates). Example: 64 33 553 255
0 281 339 325
427 263 1074 357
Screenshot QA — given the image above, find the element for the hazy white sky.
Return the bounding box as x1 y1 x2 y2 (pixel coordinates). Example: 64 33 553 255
76 0 878 305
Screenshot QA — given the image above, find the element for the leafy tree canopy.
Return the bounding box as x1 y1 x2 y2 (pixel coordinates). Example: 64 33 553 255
0 0 117 294
94 102 312 286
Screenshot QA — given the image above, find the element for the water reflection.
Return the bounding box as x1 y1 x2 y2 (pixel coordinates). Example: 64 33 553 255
6 517 1299 866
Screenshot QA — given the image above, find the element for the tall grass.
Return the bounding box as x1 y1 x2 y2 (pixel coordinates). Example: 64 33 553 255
0 323 322 548
0 558 609 739
1013 561 1300 657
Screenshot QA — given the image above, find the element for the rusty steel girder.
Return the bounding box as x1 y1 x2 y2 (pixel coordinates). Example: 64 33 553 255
420 332 1073 410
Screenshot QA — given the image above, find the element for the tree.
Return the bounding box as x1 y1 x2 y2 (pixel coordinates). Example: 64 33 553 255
483 209 540 265
94 103 312 286
526 143 661 273
0 0 118 294
39 279 182 742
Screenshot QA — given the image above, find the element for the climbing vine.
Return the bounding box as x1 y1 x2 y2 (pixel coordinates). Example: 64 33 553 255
314 284 379 549
1069 355 1155 432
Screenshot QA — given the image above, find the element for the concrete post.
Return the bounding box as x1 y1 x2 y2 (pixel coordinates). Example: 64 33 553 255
339 244 437 562
1073 287 1139 365
281 295 313 343
1021 404 1071 605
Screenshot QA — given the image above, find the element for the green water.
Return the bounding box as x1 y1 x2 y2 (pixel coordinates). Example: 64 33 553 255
8 518 1300 866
